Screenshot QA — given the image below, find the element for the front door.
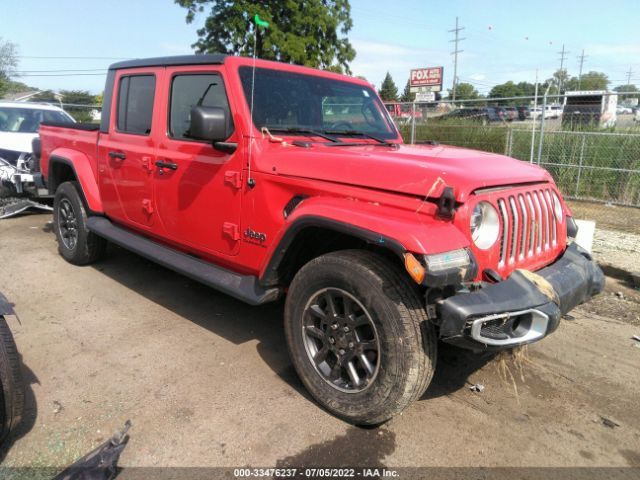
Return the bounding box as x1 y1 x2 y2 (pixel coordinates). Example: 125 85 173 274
98 70 162 229
153 66 243 256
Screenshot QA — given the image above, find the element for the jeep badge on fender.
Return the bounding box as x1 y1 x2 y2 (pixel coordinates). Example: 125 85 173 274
244 228 266 243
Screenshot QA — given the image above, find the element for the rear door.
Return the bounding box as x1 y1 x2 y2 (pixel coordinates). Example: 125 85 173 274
153 66 243 256
97 69 162 229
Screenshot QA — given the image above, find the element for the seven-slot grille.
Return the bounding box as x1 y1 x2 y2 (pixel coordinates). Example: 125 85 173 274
496 187 560 268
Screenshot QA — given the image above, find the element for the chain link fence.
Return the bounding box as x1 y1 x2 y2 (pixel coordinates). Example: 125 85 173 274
386 92 640 209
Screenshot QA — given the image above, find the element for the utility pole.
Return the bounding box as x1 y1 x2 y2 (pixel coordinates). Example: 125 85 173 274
449 16 465 101
626 66 634 85
557 44 569 96
577 49 587 89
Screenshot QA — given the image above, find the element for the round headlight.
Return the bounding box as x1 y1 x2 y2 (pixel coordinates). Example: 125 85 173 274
470 201 500 250
552 192 563 222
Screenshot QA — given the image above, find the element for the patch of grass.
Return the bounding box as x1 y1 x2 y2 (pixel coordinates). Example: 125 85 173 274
400 121 511 154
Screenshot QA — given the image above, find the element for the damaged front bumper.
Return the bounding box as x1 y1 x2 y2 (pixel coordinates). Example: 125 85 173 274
439 243 605 351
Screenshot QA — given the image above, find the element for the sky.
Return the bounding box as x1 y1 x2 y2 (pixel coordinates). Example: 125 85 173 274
2 0 639 96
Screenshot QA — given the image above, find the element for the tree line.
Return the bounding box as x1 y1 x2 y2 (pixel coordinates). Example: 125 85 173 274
377 68 638 104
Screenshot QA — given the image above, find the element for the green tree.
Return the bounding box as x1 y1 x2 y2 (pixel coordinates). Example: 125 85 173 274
378 72 398 102
488 81 521 102
565 71 609 91
324 65 345 74
550 68 569 93
447 82 478 100
488 80 541 104
60 90 97 122
514 81 537 97
1 80 33 96
0 38 18 97
30 90 58 102
400 80 413 102
175 0 356 74
613 84 639 101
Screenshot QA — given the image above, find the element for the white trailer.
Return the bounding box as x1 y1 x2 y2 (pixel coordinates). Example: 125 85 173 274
562 91 617 128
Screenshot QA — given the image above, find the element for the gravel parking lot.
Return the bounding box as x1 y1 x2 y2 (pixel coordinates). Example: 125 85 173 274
0 213 639 474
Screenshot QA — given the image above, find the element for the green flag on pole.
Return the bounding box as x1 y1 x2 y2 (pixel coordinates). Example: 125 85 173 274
254 14 269 29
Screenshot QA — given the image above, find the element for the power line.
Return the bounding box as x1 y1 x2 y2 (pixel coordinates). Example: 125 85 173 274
577 49 588 89
449 16 465 101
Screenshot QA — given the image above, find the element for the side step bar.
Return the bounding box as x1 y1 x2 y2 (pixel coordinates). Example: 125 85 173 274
86 217 280 306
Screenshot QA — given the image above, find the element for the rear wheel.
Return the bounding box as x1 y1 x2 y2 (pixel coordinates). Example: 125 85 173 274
53 181 106 265
284 250 436 425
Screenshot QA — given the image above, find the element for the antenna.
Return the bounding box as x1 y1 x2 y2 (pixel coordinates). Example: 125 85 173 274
246 14 269 189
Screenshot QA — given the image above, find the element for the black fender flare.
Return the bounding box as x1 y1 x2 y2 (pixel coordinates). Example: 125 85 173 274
47 155 78 194
48 155 103 215
259 215 406 287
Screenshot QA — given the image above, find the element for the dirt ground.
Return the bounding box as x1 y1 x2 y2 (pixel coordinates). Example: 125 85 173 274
0 213 639 475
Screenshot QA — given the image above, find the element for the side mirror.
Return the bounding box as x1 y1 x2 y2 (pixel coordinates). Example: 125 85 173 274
189 106 229 142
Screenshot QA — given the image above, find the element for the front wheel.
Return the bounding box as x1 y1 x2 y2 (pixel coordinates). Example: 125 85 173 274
53 181 106 265
284 250 436 425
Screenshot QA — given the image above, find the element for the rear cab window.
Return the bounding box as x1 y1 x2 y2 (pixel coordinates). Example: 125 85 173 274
116 75 156 135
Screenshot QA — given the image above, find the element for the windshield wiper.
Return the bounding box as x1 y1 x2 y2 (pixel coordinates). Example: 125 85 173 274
263 126 339 143
322 130 395 146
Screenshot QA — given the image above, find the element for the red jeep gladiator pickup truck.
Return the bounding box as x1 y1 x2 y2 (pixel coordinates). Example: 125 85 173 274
35 55 604 425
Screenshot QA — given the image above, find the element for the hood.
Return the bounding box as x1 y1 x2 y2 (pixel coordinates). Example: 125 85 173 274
0 131 37 155
257 142 553 202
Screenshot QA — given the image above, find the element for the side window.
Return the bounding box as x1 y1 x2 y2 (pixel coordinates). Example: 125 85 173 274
116 75 155 135
169 73 233 140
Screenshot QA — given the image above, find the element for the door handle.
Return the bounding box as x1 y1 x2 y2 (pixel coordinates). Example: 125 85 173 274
155 160 178 171
108 151 126 160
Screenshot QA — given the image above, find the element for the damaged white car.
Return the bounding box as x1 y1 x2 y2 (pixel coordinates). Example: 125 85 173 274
0 101 75 217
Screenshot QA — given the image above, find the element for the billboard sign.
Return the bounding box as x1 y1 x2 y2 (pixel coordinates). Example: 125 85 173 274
409 67 443 93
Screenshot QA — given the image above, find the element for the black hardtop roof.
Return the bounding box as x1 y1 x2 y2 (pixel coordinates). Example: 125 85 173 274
108 54 227 70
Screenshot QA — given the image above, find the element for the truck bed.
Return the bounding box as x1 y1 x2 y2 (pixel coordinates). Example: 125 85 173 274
39 123 100 182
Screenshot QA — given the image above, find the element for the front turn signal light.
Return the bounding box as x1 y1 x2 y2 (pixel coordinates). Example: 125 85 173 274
404 253 425 284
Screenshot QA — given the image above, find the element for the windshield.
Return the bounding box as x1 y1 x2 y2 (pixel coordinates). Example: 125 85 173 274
0 107 74 133
239 67 398 140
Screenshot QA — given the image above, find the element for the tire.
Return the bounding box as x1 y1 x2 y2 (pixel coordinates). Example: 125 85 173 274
0 315 25 444
284 250 436 425
53 181 106 265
